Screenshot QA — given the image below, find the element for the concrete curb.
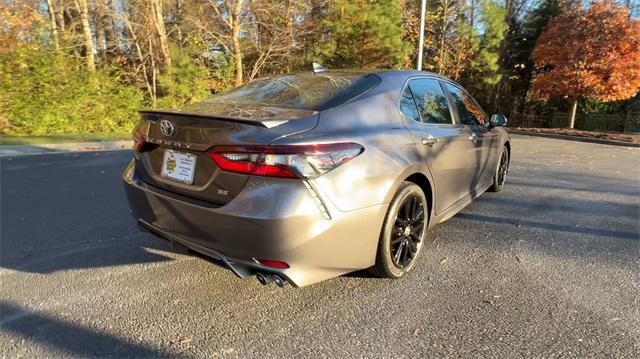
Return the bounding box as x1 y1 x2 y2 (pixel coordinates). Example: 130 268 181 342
0 140 133 157
508 130 640 148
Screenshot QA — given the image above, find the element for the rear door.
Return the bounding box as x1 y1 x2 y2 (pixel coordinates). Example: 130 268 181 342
399 77 476 215
442 82 499 189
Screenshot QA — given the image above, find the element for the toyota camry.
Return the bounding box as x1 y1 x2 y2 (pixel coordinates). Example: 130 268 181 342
123 68 510 287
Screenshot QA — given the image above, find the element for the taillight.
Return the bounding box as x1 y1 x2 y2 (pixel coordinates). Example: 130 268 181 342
208 143 364 179
132 131 146 154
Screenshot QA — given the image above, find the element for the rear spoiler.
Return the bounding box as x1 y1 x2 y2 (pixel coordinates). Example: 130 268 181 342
139 110 269 128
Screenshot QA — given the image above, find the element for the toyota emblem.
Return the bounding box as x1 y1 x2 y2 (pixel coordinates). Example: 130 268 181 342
159 119 175 137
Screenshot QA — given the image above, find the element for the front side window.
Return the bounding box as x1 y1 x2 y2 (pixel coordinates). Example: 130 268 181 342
408 79 452 124
444 83 487 126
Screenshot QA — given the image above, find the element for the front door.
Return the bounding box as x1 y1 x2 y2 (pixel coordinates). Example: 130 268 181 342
399 78 476 215
443 82 499 190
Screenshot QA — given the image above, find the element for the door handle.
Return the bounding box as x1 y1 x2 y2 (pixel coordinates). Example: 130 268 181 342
468 133 478 141
421 135 439 147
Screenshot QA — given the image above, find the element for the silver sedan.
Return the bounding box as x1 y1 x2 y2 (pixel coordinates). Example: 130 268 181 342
123 69 511 287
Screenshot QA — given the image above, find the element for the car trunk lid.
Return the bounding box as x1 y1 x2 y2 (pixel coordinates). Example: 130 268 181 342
133 102 318 205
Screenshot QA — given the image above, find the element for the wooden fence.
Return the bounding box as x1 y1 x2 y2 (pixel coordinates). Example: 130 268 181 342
508 112 640 133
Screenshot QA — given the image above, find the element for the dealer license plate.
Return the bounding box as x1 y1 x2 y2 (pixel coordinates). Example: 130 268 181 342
161 149 196 184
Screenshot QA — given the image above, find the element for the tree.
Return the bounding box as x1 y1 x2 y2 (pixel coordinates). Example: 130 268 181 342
435 0 455 74
495 0 578 115
475 1 507 83
230 0 244 85
157 45 209 108
76 0 96 71
150 0 171 68
458 0 507 109
531 1 640 128
6 0 639 136
189 0 248 86
421 0 461 76
242 0 316 80
44 0 59 51
314 0 409 69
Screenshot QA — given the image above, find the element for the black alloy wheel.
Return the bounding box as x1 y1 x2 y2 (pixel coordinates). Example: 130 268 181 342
390 194 425 268
497 150 508 187
372 182 428 278
489 148 509 192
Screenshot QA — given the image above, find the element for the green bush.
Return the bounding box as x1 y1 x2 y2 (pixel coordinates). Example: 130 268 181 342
0 44 143 135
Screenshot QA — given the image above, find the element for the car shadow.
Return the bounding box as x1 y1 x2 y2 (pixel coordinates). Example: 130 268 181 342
0 233 175 274
343 270 379 279
455 212 638 241
478 194 640 220
507 168 640 197
0 300 180 358
0 150 177 275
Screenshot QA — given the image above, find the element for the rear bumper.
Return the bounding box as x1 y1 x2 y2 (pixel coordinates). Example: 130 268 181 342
123 160 386 286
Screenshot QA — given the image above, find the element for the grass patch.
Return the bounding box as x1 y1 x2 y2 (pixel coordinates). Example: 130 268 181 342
0 133 132 145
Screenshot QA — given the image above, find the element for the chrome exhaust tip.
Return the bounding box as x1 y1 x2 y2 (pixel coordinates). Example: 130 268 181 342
256 272 273 285
272 275 286 288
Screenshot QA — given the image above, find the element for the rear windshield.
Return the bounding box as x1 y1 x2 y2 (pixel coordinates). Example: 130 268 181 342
213 72 381 111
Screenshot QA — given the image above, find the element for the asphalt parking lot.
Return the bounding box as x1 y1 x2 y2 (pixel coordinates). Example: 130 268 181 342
1 134 639 358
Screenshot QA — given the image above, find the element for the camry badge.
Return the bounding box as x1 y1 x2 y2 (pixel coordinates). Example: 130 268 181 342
160 119 175 137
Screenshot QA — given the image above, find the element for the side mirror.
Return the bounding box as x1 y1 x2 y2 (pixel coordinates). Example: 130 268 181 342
490 114 507 128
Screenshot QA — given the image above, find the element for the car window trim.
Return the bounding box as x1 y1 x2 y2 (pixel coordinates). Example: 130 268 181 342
398 76 457 126
399 81 422 123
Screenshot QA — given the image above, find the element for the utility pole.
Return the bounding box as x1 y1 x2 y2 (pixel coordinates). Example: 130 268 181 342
417 0 427 70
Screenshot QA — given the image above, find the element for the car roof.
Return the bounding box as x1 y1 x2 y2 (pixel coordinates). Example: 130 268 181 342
307 68 454 83
258 68 452 84
372 69 453 82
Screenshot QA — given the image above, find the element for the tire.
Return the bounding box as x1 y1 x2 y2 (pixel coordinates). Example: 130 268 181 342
371 181 428 278
488 147 509 193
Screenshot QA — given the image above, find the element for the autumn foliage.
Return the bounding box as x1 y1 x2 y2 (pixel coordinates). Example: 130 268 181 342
531 1 640 103
2 0 639 135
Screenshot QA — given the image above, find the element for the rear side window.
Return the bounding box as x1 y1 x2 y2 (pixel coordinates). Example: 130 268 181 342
444 83 487 126
407 79 452 124
320 75 381 110
213 72 380 111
